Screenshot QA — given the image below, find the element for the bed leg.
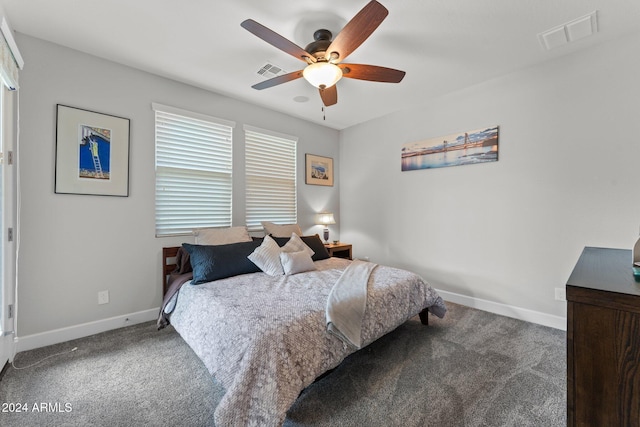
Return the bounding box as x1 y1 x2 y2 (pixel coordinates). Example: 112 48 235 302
419 309 429 325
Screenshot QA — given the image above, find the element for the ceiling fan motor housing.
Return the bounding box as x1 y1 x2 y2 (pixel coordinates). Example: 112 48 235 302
305 29 333 59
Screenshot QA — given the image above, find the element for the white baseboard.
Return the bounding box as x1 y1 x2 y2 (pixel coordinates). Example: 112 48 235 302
436 289 567 331
14 308 159 353
12 293 565 354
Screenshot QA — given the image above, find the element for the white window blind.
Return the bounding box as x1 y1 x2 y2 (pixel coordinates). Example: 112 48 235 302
244 125 297 231
154 103 235 236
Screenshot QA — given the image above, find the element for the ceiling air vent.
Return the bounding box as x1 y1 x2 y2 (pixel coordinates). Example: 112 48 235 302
538 11 598 51
257 61 287 79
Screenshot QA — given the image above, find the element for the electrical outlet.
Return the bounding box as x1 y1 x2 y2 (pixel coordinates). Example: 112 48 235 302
554 287 566 301
98 290 109 305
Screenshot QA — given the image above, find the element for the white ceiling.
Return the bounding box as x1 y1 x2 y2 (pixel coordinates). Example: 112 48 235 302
3 0 640 130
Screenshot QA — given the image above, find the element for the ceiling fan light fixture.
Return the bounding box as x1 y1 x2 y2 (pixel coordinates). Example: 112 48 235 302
302 62 343 89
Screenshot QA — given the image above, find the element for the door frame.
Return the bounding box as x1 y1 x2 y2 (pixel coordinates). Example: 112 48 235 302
0 86 17 367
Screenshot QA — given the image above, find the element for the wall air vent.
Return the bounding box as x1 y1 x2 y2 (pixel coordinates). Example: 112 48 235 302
257 61 287 79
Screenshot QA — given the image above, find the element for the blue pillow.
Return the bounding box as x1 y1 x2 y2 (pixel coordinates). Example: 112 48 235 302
182 241 262 284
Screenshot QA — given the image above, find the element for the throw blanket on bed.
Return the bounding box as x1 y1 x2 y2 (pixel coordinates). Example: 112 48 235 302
157 247 193 329
326 259 377 349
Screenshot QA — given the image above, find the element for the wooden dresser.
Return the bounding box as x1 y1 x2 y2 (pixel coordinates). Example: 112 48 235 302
566 246 640 426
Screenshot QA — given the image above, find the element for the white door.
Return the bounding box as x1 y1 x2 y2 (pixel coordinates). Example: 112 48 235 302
0 86 16 368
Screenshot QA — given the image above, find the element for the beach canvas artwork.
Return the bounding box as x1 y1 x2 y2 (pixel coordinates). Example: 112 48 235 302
78 125 111 180
401 126 499 171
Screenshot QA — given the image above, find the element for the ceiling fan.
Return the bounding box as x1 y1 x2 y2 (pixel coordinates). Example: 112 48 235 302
241 0 405 107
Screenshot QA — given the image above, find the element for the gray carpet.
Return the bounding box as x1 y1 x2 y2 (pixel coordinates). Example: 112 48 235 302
0 302 566 426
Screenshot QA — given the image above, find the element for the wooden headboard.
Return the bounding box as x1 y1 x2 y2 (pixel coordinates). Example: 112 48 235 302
162 246 180 295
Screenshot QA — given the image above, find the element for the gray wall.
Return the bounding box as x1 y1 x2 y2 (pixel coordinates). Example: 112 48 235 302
340 32 640 321
16 33 340 337
15 27 640 337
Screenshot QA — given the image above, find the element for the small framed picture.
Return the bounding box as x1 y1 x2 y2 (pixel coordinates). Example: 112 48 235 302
305 153 334 186
55 104 130 196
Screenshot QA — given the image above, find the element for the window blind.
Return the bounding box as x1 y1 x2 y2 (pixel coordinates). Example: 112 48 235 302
154 103 235 236
244 125 297 231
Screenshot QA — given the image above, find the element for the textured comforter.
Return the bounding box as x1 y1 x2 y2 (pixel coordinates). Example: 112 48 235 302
169 257 446 426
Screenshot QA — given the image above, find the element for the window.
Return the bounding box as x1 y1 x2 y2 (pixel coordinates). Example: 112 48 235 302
244 125 297 231
154 103 235 236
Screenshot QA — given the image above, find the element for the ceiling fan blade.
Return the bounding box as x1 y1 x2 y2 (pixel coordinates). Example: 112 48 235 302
251 70 303 90
241 19 315 63
319 85 338 106
339 63 406 83
324 0 388 63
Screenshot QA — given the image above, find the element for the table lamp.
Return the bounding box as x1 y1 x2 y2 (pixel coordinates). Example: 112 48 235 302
315 212 336 243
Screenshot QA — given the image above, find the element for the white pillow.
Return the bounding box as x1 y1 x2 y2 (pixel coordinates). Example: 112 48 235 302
193 226 252 245
247 235 284 276
281 233 315 257
280 250 317 275
261 221 303 238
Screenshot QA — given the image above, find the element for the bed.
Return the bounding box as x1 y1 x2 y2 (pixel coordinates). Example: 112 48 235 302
158 235 446 426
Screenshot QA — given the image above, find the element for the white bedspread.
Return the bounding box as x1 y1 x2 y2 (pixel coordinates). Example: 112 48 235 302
169 257 446 426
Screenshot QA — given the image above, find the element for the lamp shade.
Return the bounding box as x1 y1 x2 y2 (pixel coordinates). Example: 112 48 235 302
302 62 343 89
315 212 336 225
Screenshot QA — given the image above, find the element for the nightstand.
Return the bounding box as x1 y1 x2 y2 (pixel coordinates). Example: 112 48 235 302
324 243 352 260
